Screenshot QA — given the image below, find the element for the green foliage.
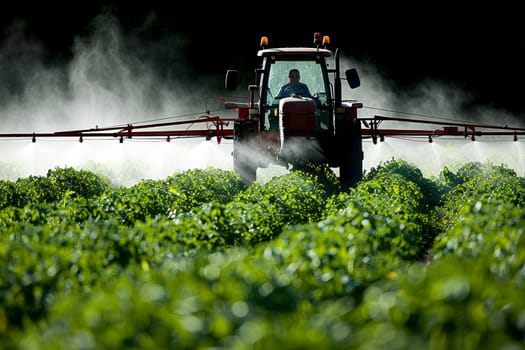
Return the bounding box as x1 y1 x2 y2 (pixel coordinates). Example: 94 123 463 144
363 158 442 210
12 175 57 207
326 172 427 260
167 170 337 248
16 251 356 349
442 161 525 205
433 161 525 234
222 201 285 244
290 163 340 195
0 167 111 209
1 161 525 349
91 168 244 226
0 202 55 228
166 167 244 215
238 169 333 225
0 180 15 209
431 200 525 280
96 179 177 226
0 219 131 329
438 161 521 191
45 167 111 199
349 257 525 349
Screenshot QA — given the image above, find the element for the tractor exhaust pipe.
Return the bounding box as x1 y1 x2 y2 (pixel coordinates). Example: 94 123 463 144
334 48 342 108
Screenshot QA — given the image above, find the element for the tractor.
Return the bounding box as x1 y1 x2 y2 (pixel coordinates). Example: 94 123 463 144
224 33 364 190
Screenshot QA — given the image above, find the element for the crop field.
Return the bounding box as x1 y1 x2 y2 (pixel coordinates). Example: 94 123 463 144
1 160 524 349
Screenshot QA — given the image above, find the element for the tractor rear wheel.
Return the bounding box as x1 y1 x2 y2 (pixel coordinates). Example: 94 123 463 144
233 119 259 185
338 118 363 191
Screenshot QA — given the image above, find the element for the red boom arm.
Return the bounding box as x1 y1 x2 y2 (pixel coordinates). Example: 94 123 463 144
0 114 523 143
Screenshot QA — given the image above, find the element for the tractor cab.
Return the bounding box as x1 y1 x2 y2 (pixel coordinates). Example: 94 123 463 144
225 33 364 190
256 48 333 132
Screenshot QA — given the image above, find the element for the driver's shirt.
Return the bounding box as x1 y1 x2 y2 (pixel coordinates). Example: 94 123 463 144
276 82 312 98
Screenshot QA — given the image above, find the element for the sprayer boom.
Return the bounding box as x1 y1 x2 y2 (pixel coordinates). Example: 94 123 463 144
361 115 525 143
0 117 236 143
1 114 522 143
2 32 525 191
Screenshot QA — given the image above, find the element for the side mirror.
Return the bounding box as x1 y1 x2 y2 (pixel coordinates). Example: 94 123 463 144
345 68 360 89
225 70 239 90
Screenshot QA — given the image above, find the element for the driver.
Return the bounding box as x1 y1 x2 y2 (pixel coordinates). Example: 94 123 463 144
275 68 312 98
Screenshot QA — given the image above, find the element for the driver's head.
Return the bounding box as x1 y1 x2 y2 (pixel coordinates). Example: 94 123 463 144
288 69 300 84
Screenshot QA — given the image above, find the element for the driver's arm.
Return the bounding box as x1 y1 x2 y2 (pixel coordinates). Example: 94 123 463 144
302 83 313 98
275 84 288 99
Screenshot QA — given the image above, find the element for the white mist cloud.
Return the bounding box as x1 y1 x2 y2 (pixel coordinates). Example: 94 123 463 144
340 56 525 177
342 56 474 121
1 20 523 184
0 12 234 184
0 12 223 132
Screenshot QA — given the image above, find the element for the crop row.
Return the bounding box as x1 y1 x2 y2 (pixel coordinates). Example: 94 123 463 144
1 161 524 349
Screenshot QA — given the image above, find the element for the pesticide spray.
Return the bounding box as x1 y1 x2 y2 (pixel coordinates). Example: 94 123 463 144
1 17 523 186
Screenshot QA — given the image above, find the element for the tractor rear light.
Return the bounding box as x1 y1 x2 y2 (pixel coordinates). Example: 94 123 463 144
322 36 330 46
260 36 268 48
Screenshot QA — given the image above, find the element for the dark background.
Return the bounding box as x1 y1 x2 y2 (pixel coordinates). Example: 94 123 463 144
2 2 524 116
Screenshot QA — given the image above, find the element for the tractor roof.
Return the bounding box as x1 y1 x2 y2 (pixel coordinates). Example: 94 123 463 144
257 47 332 59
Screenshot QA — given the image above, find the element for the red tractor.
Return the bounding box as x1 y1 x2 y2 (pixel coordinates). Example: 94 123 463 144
225 33 363 190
